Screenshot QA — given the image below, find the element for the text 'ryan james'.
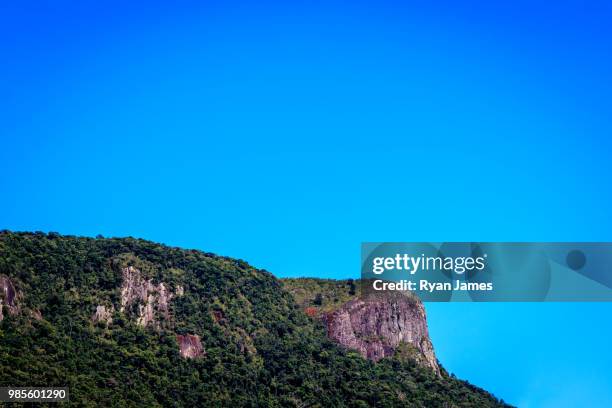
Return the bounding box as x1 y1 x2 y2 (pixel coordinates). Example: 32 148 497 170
372 279 494 293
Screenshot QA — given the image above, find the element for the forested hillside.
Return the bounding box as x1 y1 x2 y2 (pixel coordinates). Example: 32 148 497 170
0 231 509 407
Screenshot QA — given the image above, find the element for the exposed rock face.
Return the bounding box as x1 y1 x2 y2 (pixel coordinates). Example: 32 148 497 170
176 334 204 359
120 266 174 327
92 305 114 325
0 276 19 321
323 292 440 375
31 309 43 321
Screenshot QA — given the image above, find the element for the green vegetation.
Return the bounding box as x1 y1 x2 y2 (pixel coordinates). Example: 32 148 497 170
282 278 361 312
0 231 509 407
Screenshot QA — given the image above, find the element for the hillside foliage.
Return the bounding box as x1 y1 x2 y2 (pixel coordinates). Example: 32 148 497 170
0 231 509 407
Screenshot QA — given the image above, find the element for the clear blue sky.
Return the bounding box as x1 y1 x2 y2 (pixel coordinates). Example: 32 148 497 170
2 1 612 406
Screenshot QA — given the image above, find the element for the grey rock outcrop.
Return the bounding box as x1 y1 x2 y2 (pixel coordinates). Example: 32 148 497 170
92 305 114 325
0 276 19 321
176 334 205 358
120 266 174 327
323 292 440 375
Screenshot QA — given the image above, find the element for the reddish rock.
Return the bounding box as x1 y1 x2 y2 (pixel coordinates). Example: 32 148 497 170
304 307 317 317
176 334 205 359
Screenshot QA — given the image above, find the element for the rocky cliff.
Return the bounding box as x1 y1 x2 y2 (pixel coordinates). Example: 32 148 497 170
119 265 179 328
283 278 440 375
323 292 440 374
98 265 202 357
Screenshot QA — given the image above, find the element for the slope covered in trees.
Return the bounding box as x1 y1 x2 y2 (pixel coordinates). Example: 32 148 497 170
0 231 509 407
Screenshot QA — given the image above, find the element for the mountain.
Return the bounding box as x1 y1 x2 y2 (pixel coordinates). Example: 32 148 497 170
0 231 510 407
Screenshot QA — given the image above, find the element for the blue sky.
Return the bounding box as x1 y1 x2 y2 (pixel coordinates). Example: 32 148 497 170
2 1 612 406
